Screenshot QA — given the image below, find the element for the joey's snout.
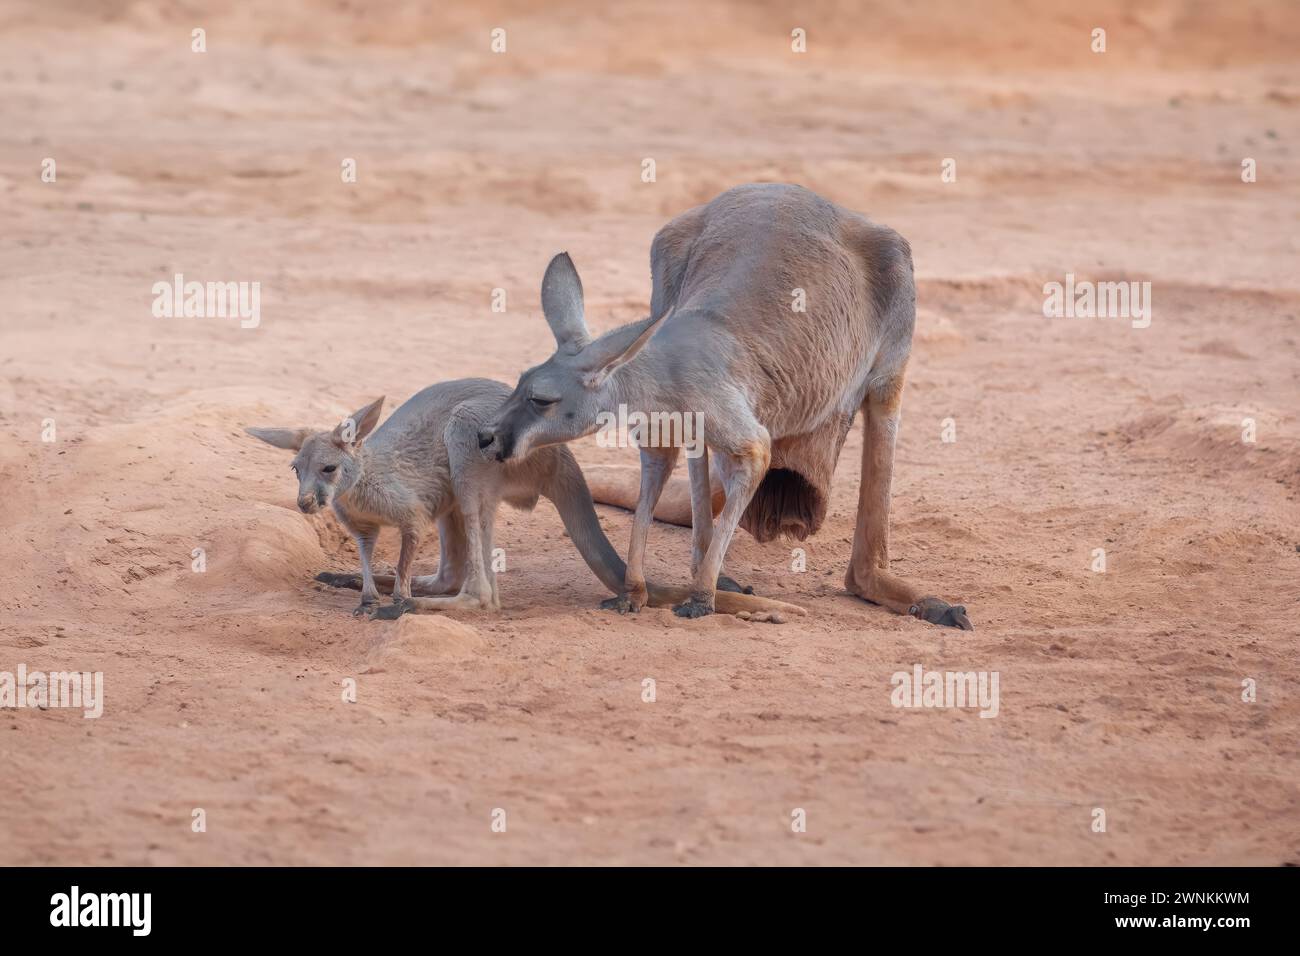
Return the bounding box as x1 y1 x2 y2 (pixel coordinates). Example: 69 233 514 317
476 425 515 461
297 486 330 514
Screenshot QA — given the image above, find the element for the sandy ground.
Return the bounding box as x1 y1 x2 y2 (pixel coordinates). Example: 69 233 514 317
1 0 1298 865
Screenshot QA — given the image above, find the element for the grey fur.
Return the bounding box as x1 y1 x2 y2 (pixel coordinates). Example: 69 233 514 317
481 183 970 627
246 378 806 620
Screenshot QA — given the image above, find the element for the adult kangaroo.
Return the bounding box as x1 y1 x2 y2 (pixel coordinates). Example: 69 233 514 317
479 183 972 629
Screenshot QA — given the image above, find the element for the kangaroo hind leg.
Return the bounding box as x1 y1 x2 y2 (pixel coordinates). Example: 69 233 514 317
844 373 972 630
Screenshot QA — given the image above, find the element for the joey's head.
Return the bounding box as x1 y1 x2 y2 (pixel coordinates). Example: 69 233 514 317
245 397 384 513
477 252 669 462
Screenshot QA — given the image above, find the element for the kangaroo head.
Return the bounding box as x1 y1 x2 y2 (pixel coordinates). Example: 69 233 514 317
479 252 669 461
245 397 384 513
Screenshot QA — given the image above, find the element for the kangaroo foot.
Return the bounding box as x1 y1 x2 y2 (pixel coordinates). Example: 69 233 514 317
353 598 380 617
317 571 362 590
600 594 642 614
716 574 754 595
909 597 974 631
370 597 415 621
673 596 715 619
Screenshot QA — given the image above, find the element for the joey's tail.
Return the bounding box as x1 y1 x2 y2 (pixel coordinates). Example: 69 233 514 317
543 450 806 617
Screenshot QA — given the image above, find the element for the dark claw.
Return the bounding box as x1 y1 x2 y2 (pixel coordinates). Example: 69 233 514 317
909 597 974 631
716 574 755 595
600 595 639 614
370 598 413 621
672 598 715 619
352 599 380 618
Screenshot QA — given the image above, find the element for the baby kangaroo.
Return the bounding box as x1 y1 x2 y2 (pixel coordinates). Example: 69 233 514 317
246 379 804 621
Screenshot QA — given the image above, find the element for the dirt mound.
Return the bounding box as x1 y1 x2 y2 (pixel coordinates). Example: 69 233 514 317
366 615 487 665
1109 404 1299 488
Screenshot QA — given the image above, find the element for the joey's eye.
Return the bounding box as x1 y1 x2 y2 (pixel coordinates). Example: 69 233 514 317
291 465 300 477
530 396 558 409
322 464 337 474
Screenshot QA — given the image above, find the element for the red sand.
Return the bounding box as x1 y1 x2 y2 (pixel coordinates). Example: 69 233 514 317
1 1 1297 864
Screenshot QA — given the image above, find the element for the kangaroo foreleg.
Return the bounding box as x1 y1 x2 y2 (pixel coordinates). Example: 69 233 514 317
686 449 714 579
347 526 382 617
603 446 679 613
676 435 770 618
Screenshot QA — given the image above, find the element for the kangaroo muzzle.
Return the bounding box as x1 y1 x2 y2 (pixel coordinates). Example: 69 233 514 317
298 489 327 513
477 426 515 461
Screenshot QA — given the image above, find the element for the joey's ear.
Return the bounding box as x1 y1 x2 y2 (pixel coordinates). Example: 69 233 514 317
541 252 590 353
579 310 672 389
334 396 385 446
245 426 311 451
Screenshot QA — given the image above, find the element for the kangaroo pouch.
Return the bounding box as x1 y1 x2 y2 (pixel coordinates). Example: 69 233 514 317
740 410 854 543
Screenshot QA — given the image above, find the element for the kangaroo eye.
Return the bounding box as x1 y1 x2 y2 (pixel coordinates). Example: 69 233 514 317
322 464 337 474
530 396 558 408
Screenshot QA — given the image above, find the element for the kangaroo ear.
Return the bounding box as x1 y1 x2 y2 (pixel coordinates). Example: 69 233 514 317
579 310 671 389
334 396 385 446
245 426 311 451
541 252 590 353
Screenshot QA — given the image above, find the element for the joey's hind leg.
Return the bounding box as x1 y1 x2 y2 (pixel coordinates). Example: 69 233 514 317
451 493 494 608
410 513 466 596
372 497 496 619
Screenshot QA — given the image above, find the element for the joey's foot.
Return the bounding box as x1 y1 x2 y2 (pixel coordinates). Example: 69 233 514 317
673 597 715 619
352 598 380 618
600 594 642 614
370 597 415 621
909 597 974 631
716 574 755 595
317 571 362 590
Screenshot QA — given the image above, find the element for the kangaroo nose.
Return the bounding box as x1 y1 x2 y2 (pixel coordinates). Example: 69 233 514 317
477 428 495 450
